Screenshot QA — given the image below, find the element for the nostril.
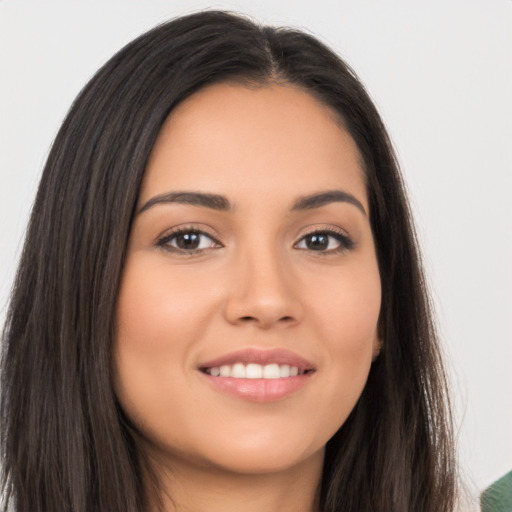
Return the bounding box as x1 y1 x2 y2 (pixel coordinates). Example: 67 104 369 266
237 315 295 326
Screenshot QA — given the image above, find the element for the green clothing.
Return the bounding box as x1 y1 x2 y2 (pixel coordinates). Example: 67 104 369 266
481 470 512 512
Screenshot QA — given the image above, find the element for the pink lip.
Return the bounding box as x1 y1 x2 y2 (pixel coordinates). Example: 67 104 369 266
198 348 316 403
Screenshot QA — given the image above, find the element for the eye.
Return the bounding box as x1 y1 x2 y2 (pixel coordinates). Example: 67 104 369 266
157 228 221 253
295 230 354 253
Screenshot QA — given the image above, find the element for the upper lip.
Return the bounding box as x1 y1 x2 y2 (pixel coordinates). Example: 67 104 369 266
199 348 316 372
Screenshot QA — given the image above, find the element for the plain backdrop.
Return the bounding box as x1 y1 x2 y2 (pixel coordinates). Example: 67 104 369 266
1 0 511 498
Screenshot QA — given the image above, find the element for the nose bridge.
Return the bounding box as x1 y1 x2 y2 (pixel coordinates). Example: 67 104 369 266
224 232 302 328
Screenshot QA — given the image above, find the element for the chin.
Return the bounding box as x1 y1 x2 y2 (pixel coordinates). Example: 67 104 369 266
178 426 326 476
202 444 325 476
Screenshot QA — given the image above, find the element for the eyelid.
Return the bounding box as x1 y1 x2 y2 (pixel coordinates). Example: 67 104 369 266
156 224 223 253
294 225 355 253
153 223 354 255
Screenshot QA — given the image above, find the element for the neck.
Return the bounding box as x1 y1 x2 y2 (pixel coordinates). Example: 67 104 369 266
145 449 324 512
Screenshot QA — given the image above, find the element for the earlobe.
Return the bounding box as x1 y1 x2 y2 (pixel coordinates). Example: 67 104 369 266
372 337 383 362
372 316 384 362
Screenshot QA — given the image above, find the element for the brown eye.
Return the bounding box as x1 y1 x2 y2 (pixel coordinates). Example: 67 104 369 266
303 233 330 251
157 230 220 253
295 230 354 253
175 232 202 250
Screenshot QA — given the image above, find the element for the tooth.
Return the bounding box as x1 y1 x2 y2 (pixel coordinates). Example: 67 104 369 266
220 365 231 377
209 362 304 379
279 364 290 378
245 363 263 379
231 363 246 378
263 364 280 379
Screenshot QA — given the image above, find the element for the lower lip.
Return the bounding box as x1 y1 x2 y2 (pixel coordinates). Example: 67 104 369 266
200 372 314 402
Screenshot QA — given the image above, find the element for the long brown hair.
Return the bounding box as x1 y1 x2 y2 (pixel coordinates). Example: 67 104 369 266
1 10 457 511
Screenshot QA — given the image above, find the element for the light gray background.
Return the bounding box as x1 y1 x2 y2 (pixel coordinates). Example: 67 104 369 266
1 0 511 498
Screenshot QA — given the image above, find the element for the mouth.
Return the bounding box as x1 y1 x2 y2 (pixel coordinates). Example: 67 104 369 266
198 348 316 402
201 363 312 379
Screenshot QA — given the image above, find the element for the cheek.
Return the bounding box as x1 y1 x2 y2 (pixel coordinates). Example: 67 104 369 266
116 257 217 348
306 260 381 417
311 258 381 351
112 257 218 420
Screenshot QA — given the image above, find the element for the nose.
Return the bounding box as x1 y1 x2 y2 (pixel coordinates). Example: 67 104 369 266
223 245 303 330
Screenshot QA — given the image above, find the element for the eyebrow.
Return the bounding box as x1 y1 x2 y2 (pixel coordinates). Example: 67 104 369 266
137 189 366 216
292 190 367 216
138 191 231 214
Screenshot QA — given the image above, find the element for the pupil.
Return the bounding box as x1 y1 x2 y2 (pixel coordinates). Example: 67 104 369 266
177 233 200 249
307 234 328 250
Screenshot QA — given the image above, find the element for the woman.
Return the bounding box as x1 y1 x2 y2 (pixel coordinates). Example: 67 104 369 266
0 10 458 512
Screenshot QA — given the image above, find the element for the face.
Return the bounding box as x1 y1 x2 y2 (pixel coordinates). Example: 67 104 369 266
114 83 381 477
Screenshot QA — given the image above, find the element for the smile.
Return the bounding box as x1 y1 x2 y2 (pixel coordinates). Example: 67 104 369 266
203 363 308 379
198 348 316 402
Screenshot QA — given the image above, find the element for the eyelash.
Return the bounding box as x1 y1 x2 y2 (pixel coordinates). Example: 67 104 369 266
156 227 221 254
156 227 354 255
294 228 355 255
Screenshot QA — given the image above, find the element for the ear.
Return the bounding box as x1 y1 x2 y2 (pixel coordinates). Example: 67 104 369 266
372 315 384 362
372 335 383 362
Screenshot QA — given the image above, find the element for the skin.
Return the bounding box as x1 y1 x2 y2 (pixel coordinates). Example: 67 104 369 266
114 82 382 512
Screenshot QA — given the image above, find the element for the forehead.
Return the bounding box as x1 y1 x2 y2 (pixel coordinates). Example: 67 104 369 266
140 82 367 210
